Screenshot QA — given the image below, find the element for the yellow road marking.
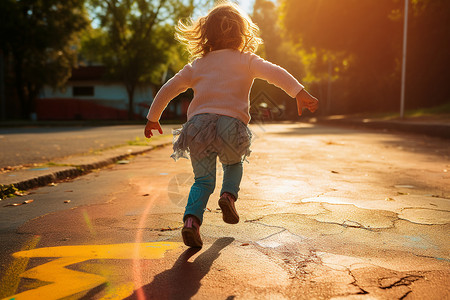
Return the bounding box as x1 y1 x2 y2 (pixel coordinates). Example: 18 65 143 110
0 235 41 298
7 256 105 300
13 242 180 260
100 282 135 300
2 242 181 300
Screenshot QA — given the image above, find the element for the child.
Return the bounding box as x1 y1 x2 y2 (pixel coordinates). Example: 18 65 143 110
144 1 318 248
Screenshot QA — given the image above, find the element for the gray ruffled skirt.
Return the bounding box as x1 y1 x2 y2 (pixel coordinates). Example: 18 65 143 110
171 113 252 164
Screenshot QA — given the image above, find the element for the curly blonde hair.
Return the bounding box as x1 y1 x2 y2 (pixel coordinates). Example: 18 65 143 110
175 1 263 60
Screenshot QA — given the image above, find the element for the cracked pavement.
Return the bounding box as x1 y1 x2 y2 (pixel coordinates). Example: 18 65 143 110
0 123 449 299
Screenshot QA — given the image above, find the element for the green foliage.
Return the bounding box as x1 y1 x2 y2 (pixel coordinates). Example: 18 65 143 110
0 0 88 119
251 0 307 120
279 0 450 114
83 0 213 119
127 134 171 145
405 0 450 109
127 136 149 146
0 184 18 199
279 0 402 114
404 102 450 117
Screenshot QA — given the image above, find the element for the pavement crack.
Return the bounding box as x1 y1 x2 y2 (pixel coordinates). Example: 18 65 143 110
399 291 412 300
154 226 182 232
412 253 450 263
252 237 320 280
292 249 321 278
250 221 288 231
314 219 377 231
341 219 374 230
378 274 424 299
313 189 338 198
378 274 423 291
245 215 291 232
257 228 287 241
244 216 264 223
400 206 450 213
114 226 182 232
347 268 369 295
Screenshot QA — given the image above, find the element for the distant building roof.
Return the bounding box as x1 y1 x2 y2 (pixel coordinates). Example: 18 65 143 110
70 66 107 81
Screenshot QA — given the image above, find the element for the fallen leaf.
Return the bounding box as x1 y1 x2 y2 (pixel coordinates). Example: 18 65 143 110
385 197 395 201
64 200 71 203
394 184 415 189
159 226 176 232
142 194 150 196
241 243 250 246
4 203 21 207
3 200 33 206
117 160 130 164
14 191 29 196
397 192 409 195
331 170 339 174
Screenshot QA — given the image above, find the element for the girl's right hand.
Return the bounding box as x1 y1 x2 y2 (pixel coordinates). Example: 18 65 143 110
144 120 163 138
296 89 319 116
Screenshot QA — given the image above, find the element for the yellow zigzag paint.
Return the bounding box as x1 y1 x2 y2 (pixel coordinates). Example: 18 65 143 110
3 242 181 300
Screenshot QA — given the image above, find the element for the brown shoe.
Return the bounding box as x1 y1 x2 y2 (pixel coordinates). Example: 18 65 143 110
182 215 203 248
218 192 239 224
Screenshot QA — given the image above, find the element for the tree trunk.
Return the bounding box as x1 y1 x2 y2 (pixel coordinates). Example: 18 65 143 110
27 81 39 121
0 50 6 121
13 53 28 119
126 84 135 120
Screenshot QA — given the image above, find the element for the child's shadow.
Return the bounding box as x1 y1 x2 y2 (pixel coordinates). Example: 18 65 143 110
125 237 235 300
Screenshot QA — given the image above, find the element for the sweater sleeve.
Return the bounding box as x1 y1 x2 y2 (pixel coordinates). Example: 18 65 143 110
249 54 303 98
146 63 193 122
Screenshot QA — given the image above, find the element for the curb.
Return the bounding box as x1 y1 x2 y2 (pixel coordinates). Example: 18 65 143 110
0 137 173 197
313 117 450 139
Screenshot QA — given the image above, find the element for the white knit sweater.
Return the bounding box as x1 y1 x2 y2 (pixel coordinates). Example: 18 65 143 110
147 49 304 124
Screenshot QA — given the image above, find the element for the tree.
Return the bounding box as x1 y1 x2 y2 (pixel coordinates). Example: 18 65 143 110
405 0 450 109
280 0 403 114
253 0 281 60
280 0 450 114
0 0 88 119
252 0 307 120
86 0 212 119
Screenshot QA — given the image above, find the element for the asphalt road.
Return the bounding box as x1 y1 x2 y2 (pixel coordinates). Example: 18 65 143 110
0 123 449 299
0 125 177 169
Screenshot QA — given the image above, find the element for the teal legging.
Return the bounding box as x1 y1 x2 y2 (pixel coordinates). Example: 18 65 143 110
184 153 243 224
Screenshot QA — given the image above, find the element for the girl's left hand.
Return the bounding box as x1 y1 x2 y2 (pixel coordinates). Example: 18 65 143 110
296 89 319 116
144 120 163 138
